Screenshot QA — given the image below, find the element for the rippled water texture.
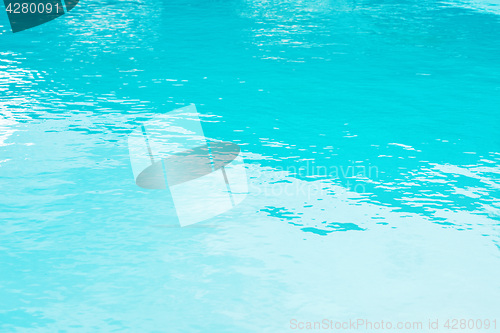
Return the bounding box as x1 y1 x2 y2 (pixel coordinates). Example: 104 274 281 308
0 0 499 331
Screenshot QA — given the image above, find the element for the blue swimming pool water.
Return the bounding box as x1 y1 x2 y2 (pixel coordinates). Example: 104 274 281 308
0 0 499 331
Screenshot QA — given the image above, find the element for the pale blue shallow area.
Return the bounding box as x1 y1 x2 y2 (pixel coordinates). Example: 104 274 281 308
0 0 499 332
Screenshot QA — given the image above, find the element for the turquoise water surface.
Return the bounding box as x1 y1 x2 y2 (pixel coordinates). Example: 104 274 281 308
0 0 499 331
